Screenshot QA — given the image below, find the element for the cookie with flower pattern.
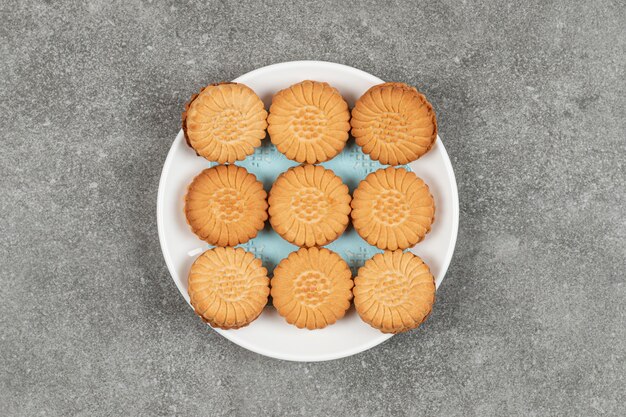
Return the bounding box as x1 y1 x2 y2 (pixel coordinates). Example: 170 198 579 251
268 165 351 247
354 250 435 333
184 165 267 246
267 80 350 163
351 82 437 165
271 247 353 330
188 247 269 329
351 167 434 250
183 82 268 163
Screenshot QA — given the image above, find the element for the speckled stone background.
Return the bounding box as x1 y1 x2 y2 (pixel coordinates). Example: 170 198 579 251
1 1 625 416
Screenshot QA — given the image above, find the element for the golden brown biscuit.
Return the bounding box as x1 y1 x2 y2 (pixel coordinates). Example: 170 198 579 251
188 247 269 329
268 165 351 247
267 80 350 163
351 167 434 250
271 247 353 330
351 82 437 165
184 165 267 246
354 250 435 333
182 82 267 163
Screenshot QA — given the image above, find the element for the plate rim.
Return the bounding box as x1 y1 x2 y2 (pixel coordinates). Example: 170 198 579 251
157 60 459 361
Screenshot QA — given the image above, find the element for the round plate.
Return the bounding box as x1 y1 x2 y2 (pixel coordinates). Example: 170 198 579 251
157 61 459 362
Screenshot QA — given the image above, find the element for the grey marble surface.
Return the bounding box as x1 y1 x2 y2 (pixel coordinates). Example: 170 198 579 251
1 1 625 416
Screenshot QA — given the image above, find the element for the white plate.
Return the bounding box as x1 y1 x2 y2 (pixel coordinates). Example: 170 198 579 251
157 61 459 362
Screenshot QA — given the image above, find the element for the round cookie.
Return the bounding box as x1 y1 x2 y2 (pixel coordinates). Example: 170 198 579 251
271 247 353 330
351 82 437 165
354 250 435 333
267 80 350 163
268 165 351 247
188 247 269 329
351 167 434 250
184 165 267 246
182 82 268 163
